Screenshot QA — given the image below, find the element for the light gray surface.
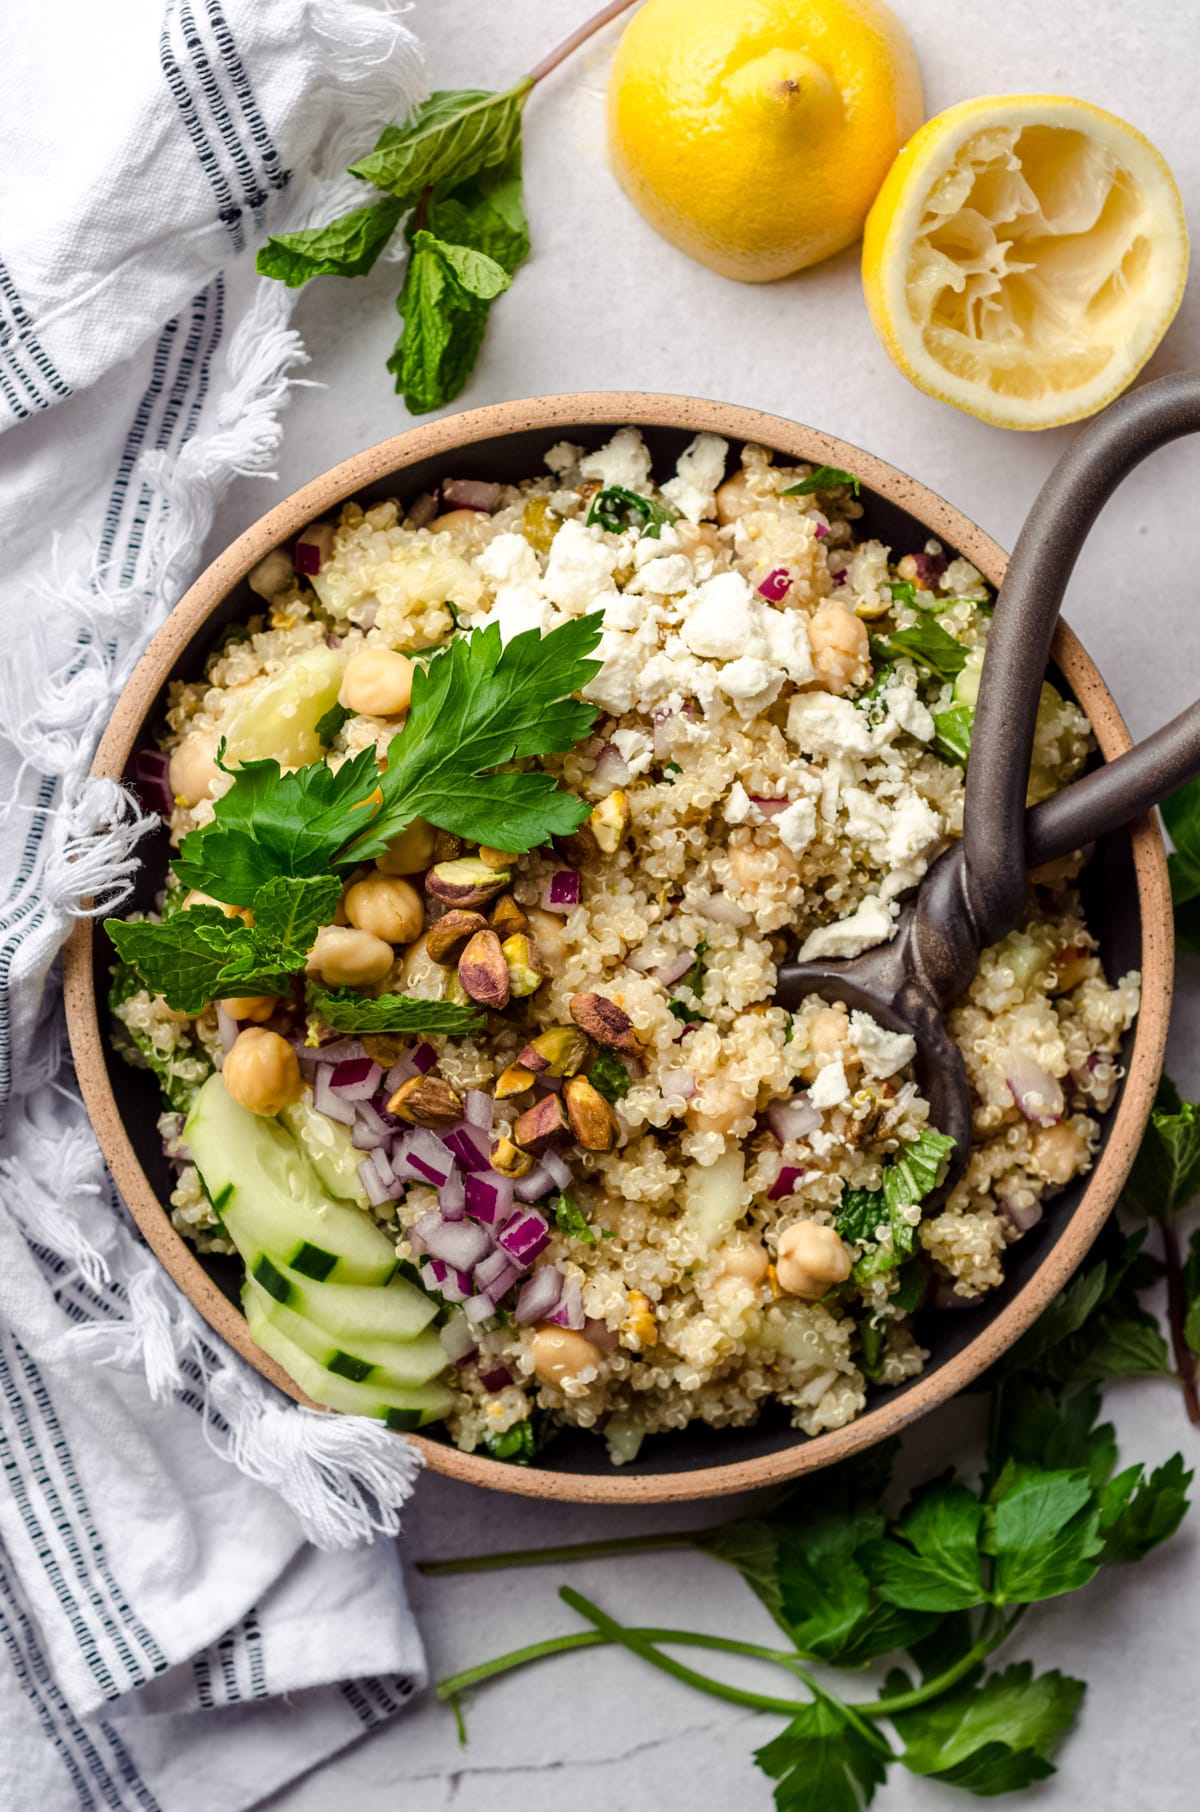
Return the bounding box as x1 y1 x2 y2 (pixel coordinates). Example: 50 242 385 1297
216 2 1200 1805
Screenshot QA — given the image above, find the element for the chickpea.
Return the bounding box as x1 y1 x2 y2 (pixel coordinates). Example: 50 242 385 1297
1031 1120 1088 1187
306 925 395 989
155 996 194 1026
798 1006 861 1084
376 818 437 876
775 1222 852 1299
339 649 415 718
525 907 567 973
169 728 221 808
728 839 800 894
715 470 757 525
183 889 252 926
807 602 871 696
717 1239 770 1286
343 874 425 945
429 508 486 538
686 1076 755 1136
218 995 277 1024
222 1028 301 1117
530 1325 602 1389
675 520 721 557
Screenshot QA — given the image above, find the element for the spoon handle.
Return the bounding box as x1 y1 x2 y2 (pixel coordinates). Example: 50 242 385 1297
961 370 1200 950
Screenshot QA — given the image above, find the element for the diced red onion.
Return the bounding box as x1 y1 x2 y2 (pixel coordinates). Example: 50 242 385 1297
769 1164 806 1200
656 950 695 987
831 567 847 586
749 795 789 818
695 891 752 927
592 740 632 793
539 1148 573 1191
757 567 792 603
1005 1056 1065 1126
442 1122 492 1173
767 1097 822 1143
296 1037 367 1070
406 490 439 530
813 520 830 540
393 1127 454 1186
422 1217 492 1270
625 946 658 974
439 1168 466 1219
465 1294 498 1327
659 1068 696 1100
542 870 582 913
295 521 335 575
314 1065 356 1126
546 1275 585 1331
584 1316 619 1353
465 1170 514 1226
475 1247 520 1297
215 1004 239 1055
420 1258 471 1303
411 1209 443 1251
133 748 174 817
357 601 378 631
411 1043 438 1075
498 1209 551 1264
911 552 947 586
443 477 501 513
351 1102 391 1150
999 1197 1044 1234
517 1162 556 1202
515 1267 564 1324
357 1153 394 1207
331 1057 382 1101
464 1090 494 1132
385 1052 418 1094
439 1310 476 1364
477 1361 513 1391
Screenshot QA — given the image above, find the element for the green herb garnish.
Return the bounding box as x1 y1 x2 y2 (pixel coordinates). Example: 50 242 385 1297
585 486 676 539
315 701 353 746
553 1193 596 1244
307 986 485 1037
588 1049 632 1105
108 960 213 1110
484 1420 537 1464
782 465 862 498
1162 775 1200 954
886 579 917 605
872 621 968 682
668 940 709 1024
836 1127 956 1283
931 704 974 768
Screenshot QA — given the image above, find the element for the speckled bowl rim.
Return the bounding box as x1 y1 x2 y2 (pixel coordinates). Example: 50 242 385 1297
63 392 1172 1504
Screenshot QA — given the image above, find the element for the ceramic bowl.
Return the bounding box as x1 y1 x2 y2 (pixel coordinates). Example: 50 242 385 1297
63 394 1172 1503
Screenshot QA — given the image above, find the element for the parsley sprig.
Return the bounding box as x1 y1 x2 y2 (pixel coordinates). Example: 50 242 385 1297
419 1158 1198 1806
1163 772 1200 955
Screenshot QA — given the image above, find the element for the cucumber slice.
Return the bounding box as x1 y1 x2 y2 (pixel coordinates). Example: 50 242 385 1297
222 644 344 769
246 1250 437 1340
281 1094 370 1207
243 1277 447 1390
244 1290 453 1428
184 1074 397 1286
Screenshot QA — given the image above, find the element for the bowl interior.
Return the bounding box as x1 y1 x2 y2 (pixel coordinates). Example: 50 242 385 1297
84 411 1157 1492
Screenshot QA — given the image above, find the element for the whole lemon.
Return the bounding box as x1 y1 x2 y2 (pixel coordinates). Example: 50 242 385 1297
607 0 924 282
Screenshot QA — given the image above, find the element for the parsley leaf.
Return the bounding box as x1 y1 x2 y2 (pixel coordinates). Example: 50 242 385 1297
1161 774 1200 906
1185 1226 1200 1357
307 986 485 1036
585 486 677 539
1099 1454 1193 1563
782 465 862 498
349 84 532 206
755 1699 887 1811
483 1418 537 1464
106 907 300 1016
892 1662 1085 1793
315 701 353 746
886 579 917 605
552 1193 596 1243
861 1478 987 1613
931 703 974 768
984 1464 1103 1602
1121 1079 1200 1219
588 1049 631 1104
255 195 405 288
873 621 967 682
388 228 511 414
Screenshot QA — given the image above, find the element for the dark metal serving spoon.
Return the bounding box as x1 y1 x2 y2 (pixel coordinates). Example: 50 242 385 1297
776 370 1200 1207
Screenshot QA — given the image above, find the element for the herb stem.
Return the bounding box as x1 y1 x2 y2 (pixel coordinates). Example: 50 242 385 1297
865 1608 1025 1717
526 0 641 86
435 1619 812 1704
1161 1218 1200 1425
419 1529 698 1575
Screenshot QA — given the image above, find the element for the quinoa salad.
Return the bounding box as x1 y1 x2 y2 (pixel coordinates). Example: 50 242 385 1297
107 428 1140 1467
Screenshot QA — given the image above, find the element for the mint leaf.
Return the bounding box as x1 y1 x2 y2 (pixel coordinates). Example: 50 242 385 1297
349 84 532 206
316 701 353 746
782 466 862 498
251 875 341 952
483 1419 537 1464
931 703 974 767
343 614 602 859
553 1193 596 1243
585 486 677 539
1161 775 1200 905
837 1128 954 1284
427 141 530 277
425 232 512 300
388 230 493 414
882 1127 955 1216
588 1049 631 1105
1185 1226 1200 1356
874 621 967 682
892 1662 1084 1792
985 1466 1103 1602
108 960 213 1111
256 195 405 287
1099 1454 1192 1563
755 1698 886 1811
667 940 709 1024
307 985 485 1036
1121 1079 1200 1220
861 1478 987 1613
106 909 299 1015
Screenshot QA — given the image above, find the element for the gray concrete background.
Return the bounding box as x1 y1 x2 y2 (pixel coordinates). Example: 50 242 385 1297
206 3 1200 1805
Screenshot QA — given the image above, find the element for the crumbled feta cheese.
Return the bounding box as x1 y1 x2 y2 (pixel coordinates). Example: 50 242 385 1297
762 608 815 685
717 656 783 714
809 1059 850 1109
798 894 895 961
787 693 876 757
628 553 694 596
682 572 762 662
611 727 653 776
486 590 554 644
478 532 541 590
579 428 653 494
541 518 618 615
634 521 682 563
885 794 942 867
885 683 935 742
583 630 643 714
850 1012 916 1079
777 797 817 855
724 781 752 825
544 441 583 478
661 433 729 524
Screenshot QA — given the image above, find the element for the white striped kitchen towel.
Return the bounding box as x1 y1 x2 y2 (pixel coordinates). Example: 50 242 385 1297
0 4 439 1808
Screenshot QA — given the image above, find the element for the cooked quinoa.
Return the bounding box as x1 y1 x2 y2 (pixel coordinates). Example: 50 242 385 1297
112 428 1139 1466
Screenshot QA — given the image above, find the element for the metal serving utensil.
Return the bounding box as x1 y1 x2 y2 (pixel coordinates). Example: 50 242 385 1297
776 371 1200 1207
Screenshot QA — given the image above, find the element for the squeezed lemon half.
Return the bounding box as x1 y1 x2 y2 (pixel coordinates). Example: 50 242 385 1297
862 95 1189 429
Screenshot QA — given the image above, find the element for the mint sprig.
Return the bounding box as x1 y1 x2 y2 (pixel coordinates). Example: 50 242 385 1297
307 986 485 1037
